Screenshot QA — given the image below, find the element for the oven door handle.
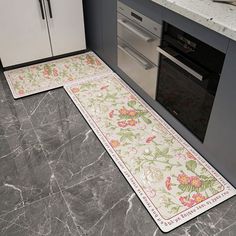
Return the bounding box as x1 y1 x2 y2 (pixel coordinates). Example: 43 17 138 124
156 46 203 81
118 44 154 70
118 18 155 42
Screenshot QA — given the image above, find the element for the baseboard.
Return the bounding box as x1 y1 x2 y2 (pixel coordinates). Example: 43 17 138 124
3 49 89 71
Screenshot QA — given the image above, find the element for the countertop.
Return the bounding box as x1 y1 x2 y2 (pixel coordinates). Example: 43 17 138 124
151 0 236 41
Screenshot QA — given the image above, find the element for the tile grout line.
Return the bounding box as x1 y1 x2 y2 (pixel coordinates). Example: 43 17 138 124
20 96 83 236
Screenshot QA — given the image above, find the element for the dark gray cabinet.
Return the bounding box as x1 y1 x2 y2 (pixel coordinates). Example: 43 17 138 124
204 40 236 185
83 0 117 68
83 0 103 56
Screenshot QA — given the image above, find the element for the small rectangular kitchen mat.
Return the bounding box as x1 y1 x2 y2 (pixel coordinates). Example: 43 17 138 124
64 73 236 232
4 51 112 99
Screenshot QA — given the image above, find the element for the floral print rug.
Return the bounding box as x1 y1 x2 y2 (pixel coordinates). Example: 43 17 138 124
64 73 236 232
4 52 112 98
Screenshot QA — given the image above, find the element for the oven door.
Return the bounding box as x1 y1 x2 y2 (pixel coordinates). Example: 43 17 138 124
156 46 214 142
118 38 158 99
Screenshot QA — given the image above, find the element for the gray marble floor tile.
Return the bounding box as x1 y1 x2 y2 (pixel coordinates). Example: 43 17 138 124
217 224 236 236
34 115 89 159
0 128 39 159
49 129 115 190
0 143 59 216
63 170 236 236
21 89 80 128
0 72 16 102
0 99 33 137
62 168 158 236
199 196 236 236
1 70 236 236
0 218 42 236
0 95 38 159
0 192 80 236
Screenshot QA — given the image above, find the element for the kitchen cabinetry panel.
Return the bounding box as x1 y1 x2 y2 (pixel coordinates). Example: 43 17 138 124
0 0 86 67
204 39 236 185
83 0 103 57
83 0 117 68
47 0 86 56
101 0 117 67
0 0 52 67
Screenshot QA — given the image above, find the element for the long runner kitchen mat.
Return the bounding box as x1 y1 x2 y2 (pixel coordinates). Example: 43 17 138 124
64 73 236 232
4 51 112 98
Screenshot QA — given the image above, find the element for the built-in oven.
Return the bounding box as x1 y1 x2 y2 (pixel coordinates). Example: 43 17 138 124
117 1 162 99
156 23 225 142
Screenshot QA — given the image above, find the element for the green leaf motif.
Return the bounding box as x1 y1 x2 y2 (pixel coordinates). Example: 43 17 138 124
141 116 152 124
199 179 216 192
162 147 169 155
128 100 136 108
186 160 197 173
178 184 187 192
117 130 136 142
199 175 211 180
105 93 117 101
178 184 194 193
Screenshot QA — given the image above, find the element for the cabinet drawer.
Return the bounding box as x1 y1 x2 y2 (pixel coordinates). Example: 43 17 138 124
117 13 161 65
118 39 158 99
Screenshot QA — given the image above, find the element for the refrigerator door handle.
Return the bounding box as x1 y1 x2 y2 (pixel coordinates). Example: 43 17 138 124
39 0 45 20
46 0 53 18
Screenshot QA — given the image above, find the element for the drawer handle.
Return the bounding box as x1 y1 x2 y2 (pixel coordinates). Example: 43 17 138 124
118 44 153 70
156 46 203 81
118 18 155 42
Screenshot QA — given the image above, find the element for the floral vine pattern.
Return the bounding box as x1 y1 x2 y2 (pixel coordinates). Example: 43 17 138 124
5 52 112 98
66 73 235 227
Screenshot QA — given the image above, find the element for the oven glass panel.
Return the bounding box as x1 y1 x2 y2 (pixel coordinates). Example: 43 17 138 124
156 23 225 142
157 57 215 141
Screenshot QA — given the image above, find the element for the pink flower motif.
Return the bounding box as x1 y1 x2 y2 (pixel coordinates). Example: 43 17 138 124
186 151 196 160
179 196 187 205
18 89 25 95
43 68 49 77
118 121 127 128
177 173 190 185
185 199 195 208
192 193 206 203
95 59 102 66
165 177 172 191
71 87 80 94
129 95 136 100
53 68 58 77
119 107 128 116
179 193 206 208
127 119 137 126
146 135 156 143
179 196 195 208
100 85 109 90
19 76 24 80
109 110 114 118
127 110 137 117
189 176 202 188
110 140 120 148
